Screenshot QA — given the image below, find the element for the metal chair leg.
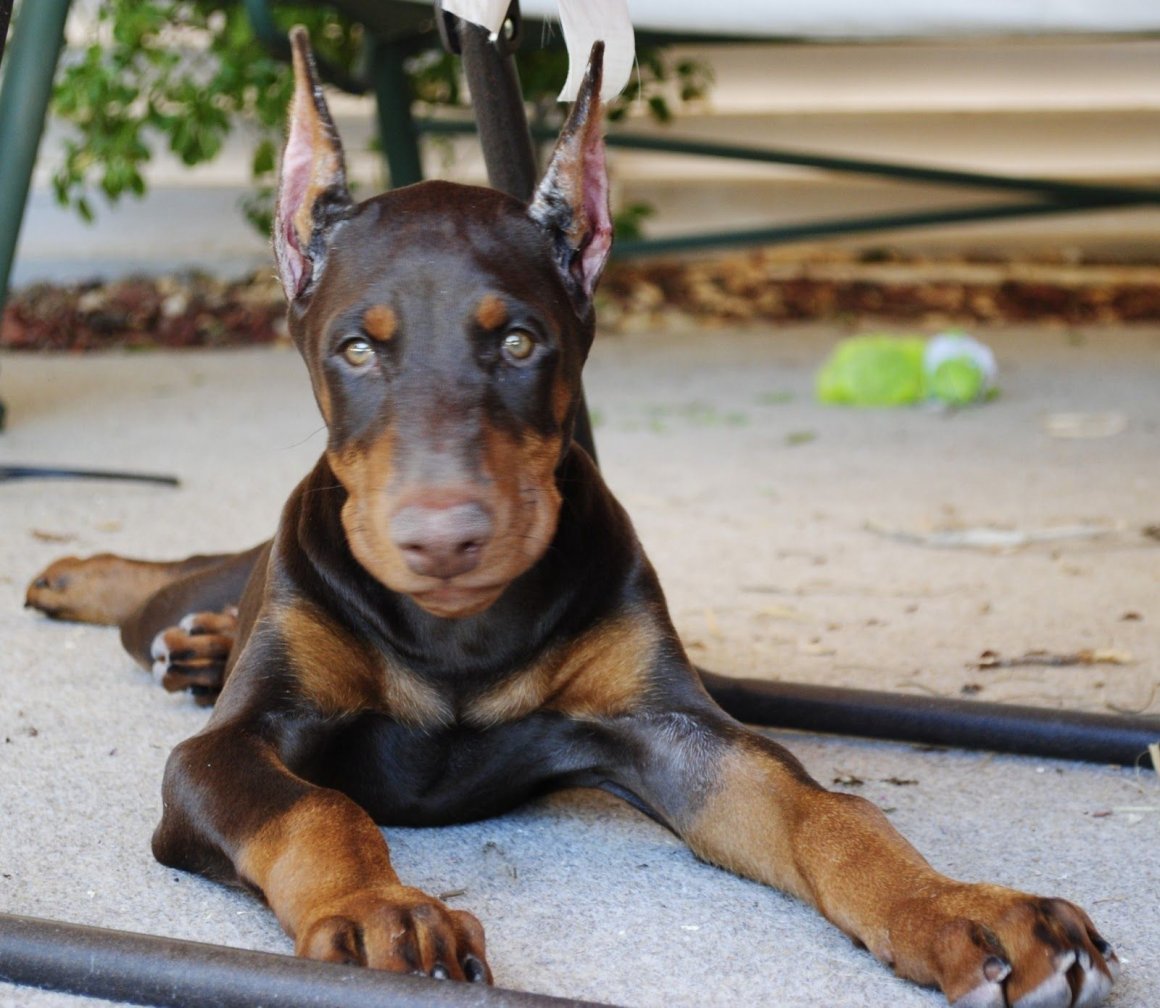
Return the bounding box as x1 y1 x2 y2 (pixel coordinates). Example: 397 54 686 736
451 6 598 463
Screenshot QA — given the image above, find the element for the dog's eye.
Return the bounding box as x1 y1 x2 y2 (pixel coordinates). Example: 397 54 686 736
340 338 375 368
501 329 536 363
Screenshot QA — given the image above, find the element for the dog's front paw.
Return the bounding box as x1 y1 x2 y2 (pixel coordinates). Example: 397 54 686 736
893 883 1118 1007
296 886 491 983
150 608 237 705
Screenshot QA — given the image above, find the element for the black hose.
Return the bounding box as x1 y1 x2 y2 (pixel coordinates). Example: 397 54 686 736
0 465 179 486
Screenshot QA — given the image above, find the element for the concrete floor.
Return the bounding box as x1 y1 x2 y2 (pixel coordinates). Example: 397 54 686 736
1 321 1157 1006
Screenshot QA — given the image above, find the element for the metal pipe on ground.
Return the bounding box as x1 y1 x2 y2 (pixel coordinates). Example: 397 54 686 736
0 914 616 1008
700 671 1159 770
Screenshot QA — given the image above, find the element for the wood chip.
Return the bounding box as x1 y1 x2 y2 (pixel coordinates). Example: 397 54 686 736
798 638 835 656
30 529 77 544
976 649 1134 669
1043 412 1127 439
755 604 809 622
866 521 1116 550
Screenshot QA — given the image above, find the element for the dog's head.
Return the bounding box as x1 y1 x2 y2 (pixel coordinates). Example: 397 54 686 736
274 29 611 619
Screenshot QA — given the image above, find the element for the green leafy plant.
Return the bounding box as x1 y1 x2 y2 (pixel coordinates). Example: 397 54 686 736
50 1 361 223
49 1 712 234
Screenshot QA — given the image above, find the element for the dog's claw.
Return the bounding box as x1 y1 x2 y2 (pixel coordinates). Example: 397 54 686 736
1012 967 1071 1008
1091 938 1119 979
464 954 488 983
983 956 1012 983
951 952 1012 1007
1072 946 1116 1008
952 982 1005 1008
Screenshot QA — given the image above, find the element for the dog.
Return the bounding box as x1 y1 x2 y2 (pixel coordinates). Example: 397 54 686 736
26 29 1117 1007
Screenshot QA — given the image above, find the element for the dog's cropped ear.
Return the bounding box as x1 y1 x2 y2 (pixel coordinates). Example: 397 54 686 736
528 41 612 311
274 27 353 303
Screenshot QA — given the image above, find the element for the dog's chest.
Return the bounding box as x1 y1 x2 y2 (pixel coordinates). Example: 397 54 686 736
303 708 612 826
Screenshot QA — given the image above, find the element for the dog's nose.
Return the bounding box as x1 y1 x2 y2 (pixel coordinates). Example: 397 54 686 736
391 501 494 579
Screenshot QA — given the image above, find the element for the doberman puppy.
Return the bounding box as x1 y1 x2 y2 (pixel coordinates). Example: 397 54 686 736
27 30 1118 1007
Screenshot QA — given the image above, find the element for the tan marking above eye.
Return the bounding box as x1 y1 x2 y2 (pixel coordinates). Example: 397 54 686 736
362 304 397 341
475 294 508 330
341 338 375 368
501 329 536 362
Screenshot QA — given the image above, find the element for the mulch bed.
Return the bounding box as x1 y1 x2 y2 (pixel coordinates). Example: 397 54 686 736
3 250 1159 352
598 249 1160 329
0 273 288 352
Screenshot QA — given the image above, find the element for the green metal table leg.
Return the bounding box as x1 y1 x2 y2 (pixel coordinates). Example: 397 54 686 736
369 38 423 188
0 0 72 308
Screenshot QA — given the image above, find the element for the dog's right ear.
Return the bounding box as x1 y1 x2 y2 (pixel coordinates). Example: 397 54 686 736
274 27 353 303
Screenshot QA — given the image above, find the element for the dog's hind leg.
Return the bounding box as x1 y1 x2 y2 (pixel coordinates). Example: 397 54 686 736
27 544 266 703
26 549 250 626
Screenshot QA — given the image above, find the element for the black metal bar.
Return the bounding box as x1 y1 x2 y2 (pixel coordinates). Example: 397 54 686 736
452 6 597 464
455 15 538 201
0 465 179 486
0 913 615 1008
700 672 1159 769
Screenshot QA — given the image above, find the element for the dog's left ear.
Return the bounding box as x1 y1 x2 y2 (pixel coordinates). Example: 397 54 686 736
528 41 612 310
274 27 353 304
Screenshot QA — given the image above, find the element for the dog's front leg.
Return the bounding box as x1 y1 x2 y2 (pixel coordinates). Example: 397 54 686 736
153 724 491 982
605 701 1116 1007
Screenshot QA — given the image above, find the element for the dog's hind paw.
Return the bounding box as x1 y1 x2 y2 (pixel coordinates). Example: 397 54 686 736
26 554 157 626
151 608 238 705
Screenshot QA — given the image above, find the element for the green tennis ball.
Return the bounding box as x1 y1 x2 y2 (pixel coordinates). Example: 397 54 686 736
816 336 926 406
927 357 985 405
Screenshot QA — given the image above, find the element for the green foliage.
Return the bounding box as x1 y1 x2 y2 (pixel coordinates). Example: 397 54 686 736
49 1 712 236
611 201 655 242
610 48 714 125
407 41 714 131
50 1 360 223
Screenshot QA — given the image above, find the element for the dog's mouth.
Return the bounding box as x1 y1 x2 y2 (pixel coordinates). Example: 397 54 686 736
336 458 562 621
407 580 509 619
